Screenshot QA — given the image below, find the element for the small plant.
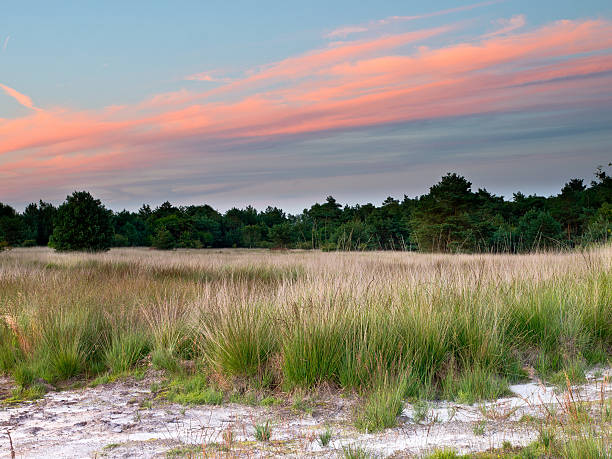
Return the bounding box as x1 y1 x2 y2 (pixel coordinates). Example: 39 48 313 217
342 445 375 459
165 444 202 458
472 420 486 436
538 426 556 450
254 420 272 442
222 427 234 450
412 400 429 423
291 390 313 413
425 449 461 459
318 427 332 447
260 396 281 407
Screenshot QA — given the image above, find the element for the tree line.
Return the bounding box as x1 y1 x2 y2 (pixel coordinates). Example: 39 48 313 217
1 165 611 252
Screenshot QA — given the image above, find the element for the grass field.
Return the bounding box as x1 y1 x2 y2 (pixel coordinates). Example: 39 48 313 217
0 247 611 455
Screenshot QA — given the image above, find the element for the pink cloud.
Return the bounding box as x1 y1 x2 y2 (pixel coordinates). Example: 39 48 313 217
0 83 41 111
1 17 611 198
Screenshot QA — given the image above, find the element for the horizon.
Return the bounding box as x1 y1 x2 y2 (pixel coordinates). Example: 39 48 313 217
2 1 612 213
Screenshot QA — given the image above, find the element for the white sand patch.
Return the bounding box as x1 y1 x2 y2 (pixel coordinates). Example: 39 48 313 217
0 368 610 458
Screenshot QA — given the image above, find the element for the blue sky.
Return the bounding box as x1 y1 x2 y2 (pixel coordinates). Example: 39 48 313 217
1 1 611 211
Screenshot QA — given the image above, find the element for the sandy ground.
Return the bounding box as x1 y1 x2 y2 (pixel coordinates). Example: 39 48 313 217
0 368 610 458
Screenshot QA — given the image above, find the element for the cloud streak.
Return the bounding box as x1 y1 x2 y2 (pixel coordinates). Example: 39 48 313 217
0 83 41 111
325 0 503 38
2 35 9 51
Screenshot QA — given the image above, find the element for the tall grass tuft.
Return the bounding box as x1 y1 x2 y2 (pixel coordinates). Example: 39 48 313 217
104 330 151 374
201 302 277 379
354 373 408 432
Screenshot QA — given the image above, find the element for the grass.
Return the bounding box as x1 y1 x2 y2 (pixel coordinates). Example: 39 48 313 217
0 246 610 424
104 330 150 374
165 374 223 405
318 427 333 446
342 444 377 459
254 420 272 441
165 444 203 458
354 374 407 432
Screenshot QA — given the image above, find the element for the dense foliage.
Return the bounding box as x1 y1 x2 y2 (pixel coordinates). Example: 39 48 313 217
48 191 114 252
2 165 611 252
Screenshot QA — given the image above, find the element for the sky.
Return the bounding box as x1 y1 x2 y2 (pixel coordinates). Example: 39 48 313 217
1 0 612 213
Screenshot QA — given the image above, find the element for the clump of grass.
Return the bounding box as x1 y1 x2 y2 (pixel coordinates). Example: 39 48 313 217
354 374 407 432
342 444 376 459
425 449 464 459
558 436 611 458
260 395 282 407
548 360 587 388
4 384 47 403
472 420 486 436
104 330 150 374
165 374 223 405
442 365 510 404
0 323 22 373
201 303 277 379
254 420 272 442
165 444 203 458
282 310 345 388
318 427 332 447
151 347 182 374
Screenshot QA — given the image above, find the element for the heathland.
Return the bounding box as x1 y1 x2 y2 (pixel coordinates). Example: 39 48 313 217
0 247 610 456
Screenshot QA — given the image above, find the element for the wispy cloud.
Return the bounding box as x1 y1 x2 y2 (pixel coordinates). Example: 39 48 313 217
2 35 9 51
184 71 232 83
0 82 41 111
325 26 369 39
325 0 503 38
483 14 526 38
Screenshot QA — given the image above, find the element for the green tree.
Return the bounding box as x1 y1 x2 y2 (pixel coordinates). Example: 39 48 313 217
0 203 25 246
152 227 176 250
517 209 564 251
49 191 114 251
411 173 476 252
268 222 293 248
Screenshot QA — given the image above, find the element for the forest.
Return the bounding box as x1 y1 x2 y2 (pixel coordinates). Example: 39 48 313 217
1 165 611 252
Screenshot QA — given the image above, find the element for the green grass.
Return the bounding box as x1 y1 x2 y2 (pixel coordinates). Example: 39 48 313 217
165 444 203 458
354 375 407 432
425 449 465 459
254 420 272 442
201 303 277 379
442 366 511 405
104 330 150 374
165 374 223 405
0 247 611 434
151 347 182 373
3 384 47 404
318 427 332 447
341 444 377 459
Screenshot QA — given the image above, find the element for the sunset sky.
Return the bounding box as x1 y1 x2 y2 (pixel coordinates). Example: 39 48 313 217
1 1 612 212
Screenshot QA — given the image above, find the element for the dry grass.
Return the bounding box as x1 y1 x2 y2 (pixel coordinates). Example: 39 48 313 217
0 246 610 404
